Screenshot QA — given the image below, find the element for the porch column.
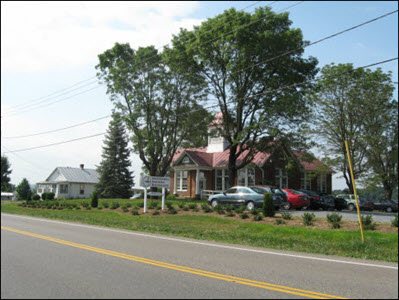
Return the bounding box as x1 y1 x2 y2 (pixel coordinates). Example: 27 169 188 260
195 168 200 198
173 170 177 194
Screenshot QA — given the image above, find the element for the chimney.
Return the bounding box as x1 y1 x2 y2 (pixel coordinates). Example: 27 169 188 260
80 164 84 170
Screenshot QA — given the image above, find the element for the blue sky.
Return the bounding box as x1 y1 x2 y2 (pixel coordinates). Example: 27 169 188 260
1 1 398 190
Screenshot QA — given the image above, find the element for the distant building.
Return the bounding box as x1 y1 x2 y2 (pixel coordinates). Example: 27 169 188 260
170 112 334 199
36 164 99 199
1 192 16 200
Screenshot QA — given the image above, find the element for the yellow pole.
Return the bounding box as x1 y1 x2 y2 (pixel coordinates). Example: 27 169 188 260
345 140 365 243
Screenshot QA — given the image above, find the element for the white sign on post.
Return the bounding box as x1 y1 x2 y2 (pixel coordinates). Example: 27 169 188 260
140 175 170 212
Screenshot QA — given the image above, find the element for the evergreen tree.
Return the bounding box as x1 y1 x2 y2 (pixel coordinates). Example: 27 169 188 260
96 113 134 198
16 178 32 200
1 155 12 192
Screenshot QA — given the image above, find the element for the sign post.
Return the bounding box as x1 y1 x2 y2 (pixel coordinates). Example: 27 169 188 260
140 175 170 212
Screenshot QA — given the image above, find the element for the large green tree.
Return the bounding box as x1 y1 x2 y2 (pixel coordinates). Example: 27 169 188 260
311 63 398 198
166 6 318 187
16 178 32 200
96 44 211 177
96 113 135 198
1 155 12 192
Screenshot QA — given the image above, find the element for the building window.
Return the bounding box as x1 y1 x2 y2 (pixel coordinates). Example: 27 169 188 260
238 168 255 186
318 174 327 193
275 168 288 189
216 170 223 190
176 171 188 191
238 169 246 186
300 172 312 190
224 171 230 189
80 185 84 195
60 184 68 194
247 168 255 186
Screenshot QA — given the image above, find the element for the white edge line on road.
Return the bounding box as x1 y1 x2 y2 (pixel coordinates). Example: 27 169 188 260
2 213 398 270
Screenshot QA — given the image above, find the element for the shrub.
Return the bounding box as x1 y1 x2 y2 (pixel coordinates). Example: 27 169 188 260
152 211 160 215
225 211 235 217
91 191 99 208
81 202 89 208
41 192 48 200
102 201 109 208
122 206 129 212
275 219 285 225
166 194 176 200
165 201 173 209
235 205 245 214
263 193 275 217
126 203 132 208
47 192 55 200
392 215 398 228
31 194 40 201
188 203 197 210
148 201 158 209
167 207 178 214
75 206 81 210
225 205 234 212
281 212 292 220
250 208 260 215
327 213 343 229
253 214 263 221
131 208 139 215
136 201 144 208
214 205 225 215
97 206 103 210
360 215 376 230
201 204 212 213
302 212 316 226
177 202 185 209
111 201 120 209
182 206 189 211
240 213 249 219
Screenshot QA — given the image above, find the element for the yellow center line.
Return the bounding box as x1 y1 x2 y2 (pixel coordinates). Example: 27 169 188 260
2 226 347 299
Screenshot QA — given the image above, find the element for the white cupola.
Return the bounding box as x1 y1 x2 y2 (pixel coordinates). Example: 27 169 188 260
206 112 230 153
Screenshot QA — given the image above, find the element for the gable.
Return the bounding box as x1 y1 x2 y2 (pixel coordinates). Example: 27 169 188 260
176 154 196 166
47 169 67 182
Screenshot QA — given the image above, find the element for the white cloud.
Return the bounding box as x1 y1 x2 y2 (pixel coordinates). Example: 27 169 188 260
1 1 202 73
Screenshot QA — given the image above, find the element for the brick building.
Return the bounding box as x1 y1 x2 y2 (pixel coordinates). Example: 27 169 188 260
170 113 334 198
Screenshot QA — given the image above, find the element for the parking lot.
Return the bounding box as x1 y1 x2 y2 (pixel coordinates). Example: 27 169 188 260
288 209 397 223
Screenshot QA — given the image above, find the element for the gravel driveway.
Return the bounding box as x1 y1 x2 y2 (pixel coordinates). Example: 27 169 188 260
285 209 397 223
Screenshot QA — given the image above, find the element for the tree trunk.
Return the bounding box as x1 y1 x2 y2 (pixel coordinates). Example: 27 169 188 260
228 145 238 188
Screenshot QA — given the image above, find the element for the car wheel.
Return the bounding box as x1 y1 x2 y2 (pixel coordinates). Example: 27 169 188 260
246 201 255 211
283 203 291 210
348 204 355 211
386 207 392 213
211 200 218 208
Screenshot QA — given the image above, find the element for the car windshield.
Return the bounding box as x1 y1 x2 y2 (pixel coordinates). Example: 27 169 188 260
289 190 304 195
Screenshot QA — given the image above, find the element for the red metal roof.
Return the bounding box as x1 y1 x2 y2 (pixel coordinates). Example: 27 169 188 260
292 151 335 173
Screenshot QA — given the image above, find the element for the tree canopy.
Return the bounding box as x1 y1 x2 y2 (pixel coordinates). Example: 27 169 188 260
166 6 318 186
1 155 12 192
16 178 32 200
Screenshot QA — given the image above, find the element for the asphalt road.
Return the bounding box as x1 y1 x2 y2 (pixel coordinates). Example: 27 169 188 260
1 213 398 299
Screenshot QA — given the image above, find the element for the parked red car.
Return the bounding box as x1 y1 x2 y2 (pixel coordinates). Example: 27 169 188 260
281 189 310 210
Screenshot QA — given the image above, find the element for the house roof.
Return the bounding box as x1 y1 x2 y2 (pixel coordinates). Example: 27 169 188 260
172 147 333 172
44 167 100 184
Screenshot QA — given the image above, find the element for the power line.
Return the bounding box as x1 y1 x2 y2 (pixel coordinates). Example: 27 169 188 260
2 115 111 139
2 1 269 115
3 57 397 154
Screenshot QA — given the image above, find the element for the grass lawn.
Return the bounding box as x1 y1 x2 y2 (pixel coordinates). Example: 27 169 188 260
1 199 398 263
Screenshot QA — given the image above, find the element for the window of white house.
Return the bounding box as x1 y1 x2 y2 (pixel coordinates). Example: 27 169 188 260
80 185 84 195
60 184 68 194
176 171 188 191
275 168 288 188
318 174 327 193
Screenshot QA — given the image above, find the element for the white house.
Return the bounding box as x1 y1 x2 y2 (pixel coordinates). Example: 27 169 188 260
36 164 99 199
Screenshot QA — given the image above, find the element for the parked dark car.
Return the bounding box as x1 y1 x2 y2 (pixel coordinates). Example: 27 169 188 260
208 186 265 211
319 194 347 211
372 200 398 213
337 194 374 211
251 186 291 210
298 190 322 210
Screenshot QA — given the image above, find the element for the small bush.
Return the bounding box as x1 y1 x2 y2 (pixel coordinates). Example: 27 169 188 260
122 206 129 212
392 215 398 228
360 215 376 230
235 205 245 213
47 192 55 200
302 212 316 226
126 203 132 208
111 201 120 209
225 211 235 217
177 202 185 209
166 194 176 200
152 211 160 215
281 212 292 220
81 202 89 208
275 219 285 225
148 201 158 209
97 206 103 210
167 207 178 214
102 201 109 208
131 209 139 215
263 193 275 217
327 213 343 229
253 214 263 222
32 194 40 201
41 192 48 200
214 204 225 215
75 206 81 210
250 208 260 215
165 201 173 209
240 213 249 219
225 205 234 212
91 191 99 208
136 201 144 208
201 204 212 213
188 203 197 210
182 206 189 211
